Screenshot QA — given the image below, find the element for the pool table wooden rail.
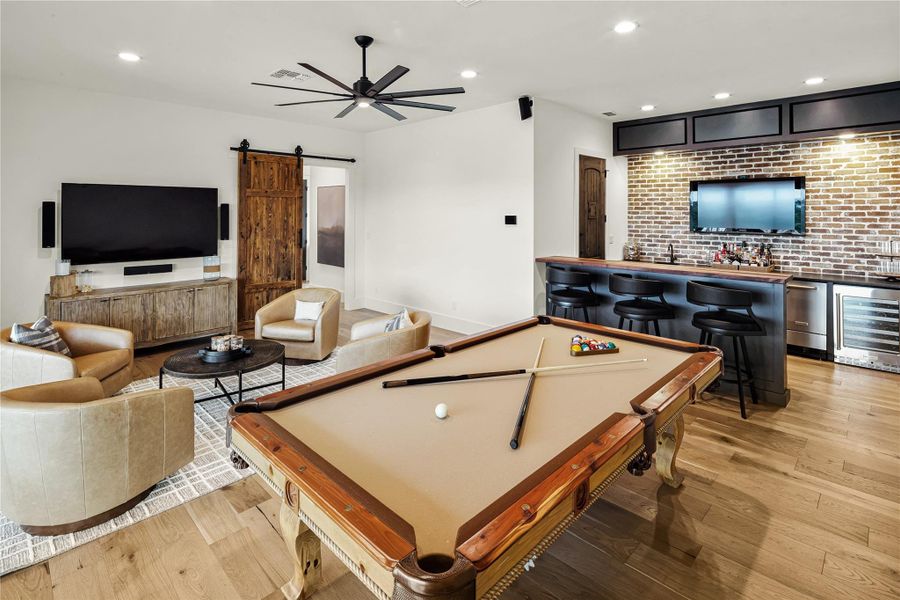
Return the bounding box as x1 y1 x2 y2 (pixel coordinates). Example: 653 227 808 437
228 316 723 600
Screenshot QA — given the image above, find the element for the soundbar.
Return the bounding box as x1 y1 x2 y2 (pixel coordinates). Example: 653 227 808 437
124 264 173 276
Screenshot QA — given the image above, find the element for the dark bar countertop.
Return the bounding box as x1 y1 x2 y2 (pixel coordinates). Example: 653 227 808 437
535 256 793 284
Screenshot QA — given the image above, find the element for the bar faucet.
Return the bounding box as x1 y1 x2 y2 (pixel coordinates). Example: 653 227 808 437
667 243 676 264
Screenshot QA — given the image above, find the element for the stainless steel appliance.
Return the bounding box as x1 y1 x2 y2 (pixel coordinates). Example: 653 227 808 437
787 281 828 351
833 284 900 373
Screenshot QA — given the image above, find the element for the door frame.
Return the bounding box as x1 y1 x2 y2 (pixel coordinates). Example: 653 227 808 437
575 151 607 259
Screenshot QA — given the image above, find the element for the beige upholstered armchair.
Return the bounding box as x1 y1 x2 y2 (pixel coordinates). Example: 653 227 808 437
1 321 134 395
0 377 194 535
255 288 340 360
336 310 431 373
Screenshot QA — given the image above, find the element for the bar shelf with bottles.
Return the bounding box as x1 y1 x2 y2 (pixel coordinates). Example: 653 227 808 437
709 241 775 272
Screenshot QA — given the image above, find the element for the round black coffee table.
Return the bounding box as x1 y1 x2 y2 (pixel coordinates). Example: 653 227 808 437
159 339 286 404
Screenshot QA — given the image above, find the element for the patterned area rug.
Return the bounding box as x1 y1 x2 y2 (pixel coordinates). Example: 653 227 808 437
0 350 339 576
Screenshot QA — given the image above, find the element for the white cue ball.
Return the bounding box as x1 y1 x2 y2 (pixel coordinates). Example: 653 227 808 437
435 403 449 420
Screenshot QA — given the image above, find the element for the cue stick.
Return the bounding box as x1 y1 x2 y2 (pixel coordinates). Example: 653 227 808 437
510 338 545 450
381 357 648 388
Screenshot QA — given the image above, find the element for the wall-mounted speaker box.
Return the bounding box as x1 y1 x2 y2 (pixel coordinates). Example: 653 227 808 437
518 96 533 121
124 264 173 276
41 201 56 248
219 203 230 240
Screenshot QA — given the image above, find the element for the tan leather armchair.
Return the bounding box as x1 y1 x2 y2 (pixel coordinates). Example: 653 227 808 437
255 288 340 360
0 377 194 535
336 310 431 373
1 321 134 395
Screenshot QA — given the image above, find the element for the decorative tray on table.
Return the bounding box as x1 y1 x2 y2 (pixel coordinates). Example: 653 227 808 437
197 346 253 363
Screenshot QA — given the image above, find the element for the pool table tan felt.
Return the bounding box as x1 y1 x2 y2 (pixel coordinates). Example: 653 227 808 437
228 316 722 600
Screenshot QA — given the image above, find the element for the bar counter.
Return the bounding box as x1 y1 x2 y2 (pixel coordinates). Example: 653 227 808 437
536 256 791 406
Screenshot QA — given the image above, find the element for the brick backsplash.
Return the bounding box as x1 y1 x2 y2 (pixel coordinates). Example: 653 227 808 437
626 132 900 277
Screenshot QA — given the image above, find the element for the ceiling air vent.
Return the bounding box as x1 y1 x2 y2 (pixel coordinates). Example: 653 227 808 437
603 111 617 117
269 68 312 81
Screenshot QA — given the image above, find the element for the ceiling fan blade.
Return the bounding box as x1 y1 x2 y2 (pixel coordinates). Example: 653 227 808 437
251 82 353 98
298 63 356 94
275 98 352 107
366 65 410 96
379 99 456 112
334 103 358 118
378 87 465 99
371 102 407 121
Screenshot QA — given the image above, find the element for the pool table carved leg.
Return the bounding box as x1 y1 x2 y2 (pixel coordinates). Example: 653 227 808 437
279 498 323 599
655 413 685 488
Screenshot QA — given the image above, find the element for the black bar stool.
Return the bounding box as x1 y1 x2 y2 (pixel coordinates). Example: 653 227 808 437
687 281 766 419
609 273 675 336
546 267 602 323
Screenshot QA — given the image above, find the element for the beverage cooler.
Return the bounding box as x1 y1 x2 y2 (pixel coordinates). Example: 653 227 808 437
833 284 900 373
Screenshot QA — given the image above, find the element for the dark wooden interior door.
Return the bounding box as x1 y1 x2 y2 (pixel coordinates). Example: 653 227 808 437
579 155 606 258
238 152 303 329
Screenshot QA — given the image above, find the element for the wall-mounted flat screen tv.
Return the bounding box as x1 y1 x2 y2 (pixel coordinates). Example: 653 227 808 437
61 183 218 265
689 177 805 235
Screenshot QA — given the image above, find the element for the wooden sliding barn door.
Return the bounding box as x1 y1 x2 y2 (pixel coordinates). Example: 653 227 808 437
579 155 606 259
237 153 303 329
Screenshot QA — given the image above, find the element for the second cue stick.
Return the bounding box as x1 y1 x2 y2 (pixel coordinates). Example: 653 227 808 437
510 338 545 450
381 357 648 388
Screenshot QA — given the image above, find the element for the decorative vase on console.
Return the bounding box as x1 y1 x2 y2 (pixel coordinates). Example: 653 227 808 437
623 240 640 261
203 256 221 281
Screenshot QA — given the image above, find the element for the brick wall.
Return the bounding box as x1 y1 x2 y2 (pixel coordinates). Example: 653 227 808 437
626 132 900 276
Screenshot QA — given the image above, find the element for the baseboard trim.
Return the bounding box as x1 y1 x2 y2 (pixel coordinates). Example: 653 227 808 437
363 297 491 335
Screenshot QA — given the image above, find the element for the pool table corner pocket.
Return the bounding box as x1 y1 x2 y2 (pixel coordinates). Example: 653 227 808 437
392 552 477 600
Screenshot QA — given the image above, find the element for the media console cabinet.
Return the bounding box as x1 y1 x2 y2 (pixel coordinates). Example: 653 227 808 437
45 278 237 349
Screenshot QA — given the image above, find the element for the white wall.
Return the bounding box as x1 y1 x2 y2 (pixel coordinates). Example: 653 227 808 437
532 99 625 312
1 79 623 333
363 102 534 333
0 77 364 325
304 165 348 292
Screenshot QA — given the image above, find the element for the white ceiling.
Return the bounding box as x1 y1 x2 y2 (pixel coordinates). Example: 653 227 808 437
2 1 898 133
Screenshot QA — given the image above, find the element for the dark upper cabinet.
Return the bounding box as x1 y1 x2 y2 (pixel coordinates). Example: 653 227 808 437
616 119 687 151
693 106 781 143
791 88 900 134
613 82 900 155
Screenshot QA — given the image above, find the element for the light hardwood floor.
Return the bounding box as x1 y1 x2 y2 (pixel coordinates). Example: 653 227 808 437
2 308 898 600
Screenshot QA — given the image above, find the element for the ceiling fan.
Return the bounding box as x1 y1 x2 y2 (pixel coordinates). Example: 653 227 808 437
251 35 466 121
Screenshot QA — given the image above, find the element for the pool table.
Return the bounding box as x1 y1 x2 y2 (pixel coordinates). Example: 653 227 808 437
227 316 722 600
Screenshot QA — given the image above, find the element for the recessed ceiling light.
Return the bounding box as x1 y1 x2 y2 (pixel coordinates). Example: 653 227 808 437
460 69 477 79
356 98 372 108
838 133 856 139
641 104 655 112
714 92 731 100
614 21 638 34
118 52 141 62
804 76 825 85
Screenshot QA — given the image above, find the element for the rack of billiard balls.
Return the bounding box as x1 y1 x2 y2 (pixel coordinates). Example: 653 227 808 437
570 335 619 356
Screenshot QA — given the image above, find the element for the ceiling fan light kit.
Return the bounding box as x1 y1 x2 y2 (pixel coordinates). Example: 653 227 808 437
252 35 465 121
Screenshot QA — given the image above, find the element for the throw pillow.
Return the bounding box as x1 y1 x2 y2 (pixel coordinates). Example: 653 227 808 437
10 316 72 356
294 300 325 321
384 308 414 333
